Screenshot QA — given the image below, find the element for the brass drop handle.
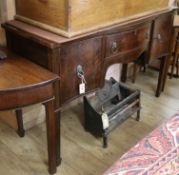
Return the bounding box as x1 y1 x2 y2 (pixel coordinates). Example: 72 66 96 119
111 42 118 53
77 65 84 78
76 65 87 84
145 31 150 39
153 34 162 41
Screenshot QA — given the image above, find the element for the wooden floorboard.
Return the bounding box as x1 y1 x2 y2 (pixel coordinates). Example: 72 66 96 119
0 69 179 175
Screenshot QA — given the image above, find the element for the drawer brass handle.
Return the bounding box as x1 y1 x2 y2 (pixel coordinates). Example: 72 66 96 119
153 34 161 41
145 32 150 39
111 42 118 53
77 65 84 78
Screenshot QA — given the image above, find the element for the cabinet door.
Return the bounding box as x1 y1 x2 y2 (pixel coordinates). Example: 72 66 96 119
150 12 173 59
59 36 103 105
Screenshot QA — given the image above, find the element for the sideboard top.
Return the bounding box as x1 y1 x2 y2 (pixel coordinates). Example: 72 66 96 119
3 8 175 48
15 0 171 37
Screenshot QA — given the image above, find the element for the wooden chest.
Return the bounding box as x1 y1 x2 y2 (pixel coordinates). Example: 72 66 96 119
15 0 169 37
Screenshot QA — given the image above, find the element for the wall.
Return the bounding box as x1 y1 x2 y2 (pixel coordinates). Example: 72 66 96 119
0 0 15 45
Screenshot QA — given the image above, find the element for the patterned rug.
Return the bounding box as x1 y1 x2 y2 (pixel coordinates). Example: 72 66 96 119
103 113 179 175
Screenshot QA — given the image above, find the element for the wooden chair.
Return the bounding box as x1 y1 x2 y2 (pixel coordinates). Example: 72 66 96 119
170 15 179 78
15 109 25 137
131 52 146 83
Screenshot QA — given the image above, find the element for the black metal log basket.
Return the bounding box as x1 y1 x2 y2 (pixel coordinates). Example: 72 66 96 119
83 77 141 148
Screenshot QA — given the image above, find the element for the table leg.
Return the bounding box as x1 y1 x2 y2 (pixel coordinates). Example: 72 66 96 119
56 111 61 166
16 109 25 137
45 100 57 174
121 64 128 82
156 56 165 97
132 63 137 83
170 31 178 79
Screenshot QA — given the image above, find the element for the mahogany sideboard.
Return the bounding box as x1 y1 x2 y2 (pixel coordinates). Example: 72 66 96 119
2 8 174 174
3 10 174 106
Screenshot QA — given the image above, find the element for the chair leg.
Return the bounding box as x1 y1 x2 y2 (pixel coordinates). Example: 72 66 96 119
102 132 108 148
156 56 165 97
170 54 176 79
142 64 146 72
132 63 137 83
171 34 179 78
121 64 128 82
176 57 179 77
170 50 179 79
15 109 25 137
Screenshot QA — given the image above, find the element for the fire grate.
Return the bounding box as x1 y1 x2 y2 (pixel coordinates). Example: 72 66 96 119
84 77 141 148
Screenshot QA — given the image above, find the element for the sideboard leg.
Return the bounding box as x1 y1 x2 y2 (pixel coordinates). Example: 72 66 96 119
56 111 62 166
45 100 57 174
103 132 108 148
16 109 25 137
136 93 141 121
121 64 128 82
156 57 165 97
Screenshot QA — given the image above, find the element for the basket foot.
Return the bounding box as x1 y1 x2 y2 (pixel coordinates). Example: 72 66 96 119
103 133 108 148
136 110 140 121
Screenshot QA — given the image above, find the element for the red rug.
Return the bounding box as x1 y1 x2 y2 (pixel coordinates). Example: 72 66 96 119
104 113 179 175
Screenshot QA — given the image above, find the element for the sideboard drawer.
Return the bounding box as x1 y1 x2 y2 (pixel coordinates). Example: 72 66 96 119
150 12 173 59
105 23 151 58
59 36 103 105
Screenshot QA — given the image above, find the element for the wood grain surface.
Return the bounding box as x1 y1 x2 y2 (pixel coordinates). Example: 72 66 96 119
15 0 169 37
0 47 58 91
